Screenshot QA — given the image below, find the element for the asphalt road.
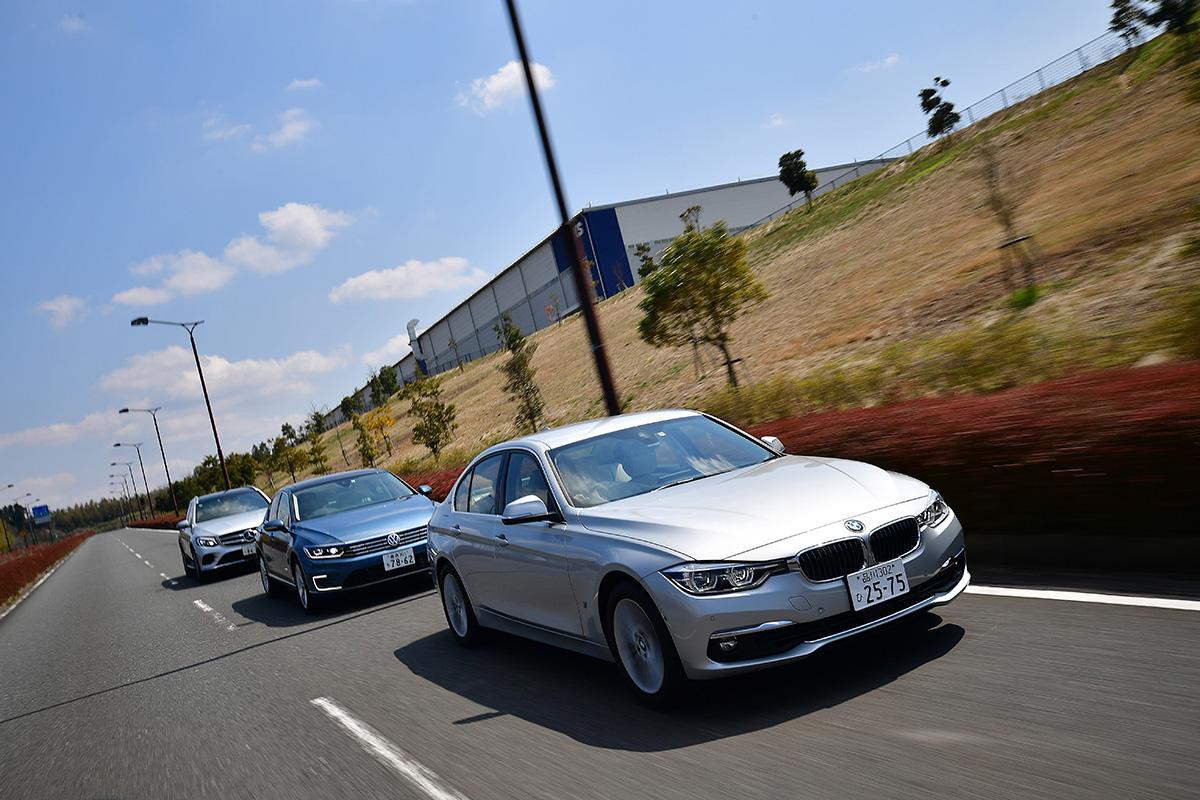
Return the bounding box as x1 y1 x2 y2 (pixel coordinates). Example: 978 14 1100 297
0 529 1196 800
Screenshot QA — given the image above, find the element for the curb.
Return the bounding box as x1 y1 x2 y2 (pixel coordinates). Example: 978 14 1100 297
0 544 85 624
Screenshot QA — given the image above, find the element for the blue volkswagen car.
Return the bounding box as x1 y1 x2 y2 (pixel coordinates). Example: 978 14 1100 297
257 469 436 612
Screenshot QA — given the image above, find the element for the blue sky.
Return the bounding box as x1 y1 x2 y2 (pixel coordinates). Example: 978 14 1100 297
0 0 1110 508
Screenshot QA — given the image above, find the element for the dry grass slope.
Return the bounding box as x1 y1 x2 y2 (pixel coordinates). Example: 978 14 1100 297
287 38 1200 488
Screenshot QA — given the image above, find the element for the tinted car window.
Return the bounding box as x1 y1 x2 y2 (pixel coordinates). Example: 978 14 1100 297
195 488 268 523
467 455 504 515
292 472 415 521
504 451 553 510
550 416 775 508
453 470 472 512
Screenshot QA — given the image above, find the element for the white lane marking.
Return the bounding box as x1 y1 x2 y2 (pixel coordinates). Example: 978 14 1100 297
968 585 1200 612
192 599 238 632
311 697 470 800
159 572 178 586
143 560 154 568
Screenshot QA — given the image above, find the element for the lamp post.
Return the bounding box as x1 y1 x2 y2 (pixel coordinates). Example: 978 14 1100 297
112 461 144 518
1 483 16 551
6 490 31 548
114 443 154 516
119 407 179 515
109 483 130 526
23 497 41 545
109 475 134 525
130 318 230 490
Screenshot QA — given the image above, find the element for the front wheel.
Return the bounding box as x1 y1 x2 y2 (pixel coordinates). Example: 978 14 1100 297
606 582 688 708
439 567 481 647
260 554 279 598
292 559 320 614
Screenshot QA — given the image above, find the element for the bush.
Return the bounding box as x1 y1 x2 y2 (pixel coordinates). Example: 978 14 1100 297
0 531 95 608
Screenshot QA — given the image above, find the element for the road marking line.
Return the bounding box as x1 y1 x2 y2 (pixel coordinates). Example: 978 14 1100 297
192 599 238 631
967 585 1200 611
311 697 469 800
143 560 153 568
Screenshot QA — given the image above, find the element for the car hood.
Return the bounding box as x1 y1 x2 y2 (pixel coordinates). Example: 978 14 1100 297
193 508 267 536
575 455 929 562
294 494 434 545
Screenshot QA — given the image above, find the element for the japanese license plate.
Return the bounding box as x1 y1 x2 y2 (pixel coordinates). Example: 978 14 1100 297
847 558 910 611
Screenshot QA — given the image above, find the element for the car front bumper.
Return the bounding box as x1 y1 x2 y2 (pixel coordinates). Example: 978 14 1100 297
647 514 968 679
194 542 258 573
304 542 431 594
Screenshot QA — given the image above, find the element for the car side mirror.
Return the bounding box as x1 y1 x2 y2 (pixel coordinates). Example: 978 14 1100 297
501 495 562 525
262 518 288 533
176 520 190 531
418 485 434 496
761 435 786 454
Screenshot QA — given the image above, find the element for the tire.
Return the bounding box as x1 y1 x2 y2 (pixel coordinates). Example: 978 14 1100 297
190 546 206 583
292 559 320 614
180 546 193 579
605 581 688 708
259 554 279 598
438 565 481 647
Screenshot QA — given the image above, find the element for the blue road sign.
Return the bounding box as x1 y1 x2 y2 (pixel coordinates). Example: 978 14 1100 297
31 504 51 525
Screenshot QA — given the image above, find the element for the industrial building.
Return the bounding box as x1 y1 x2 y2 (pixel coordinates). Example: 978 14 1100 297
327 160 888 425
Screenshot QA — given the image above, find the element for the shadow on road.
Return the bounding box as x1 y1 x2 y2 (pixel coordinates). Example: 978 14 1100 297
231 572 434 628
158 562 257 591
395 611 964 752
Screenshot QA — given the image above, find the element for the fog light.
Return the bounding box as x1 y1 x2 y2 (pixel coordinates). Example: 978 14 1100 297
718 638 738 652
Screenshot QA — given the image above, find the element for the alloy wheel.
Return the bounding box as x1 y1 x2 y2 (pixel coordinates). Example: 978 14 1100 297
293 562 309 610
442 572 469 637
612 598 665 695
260 556 271 594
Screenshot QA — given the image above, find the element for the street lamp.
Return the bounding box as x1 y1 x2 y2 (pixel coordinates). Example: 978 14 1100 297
130 317 230 490
22 497 41 545
0 483 17 551
111 461 144 518
114 442 154 516
119 407 179 515
109 474 134 524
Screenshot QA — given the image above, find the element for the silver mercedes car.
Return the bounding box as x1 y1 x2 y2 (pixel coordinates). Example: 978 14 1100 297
428 409 968 705
177 486 270 581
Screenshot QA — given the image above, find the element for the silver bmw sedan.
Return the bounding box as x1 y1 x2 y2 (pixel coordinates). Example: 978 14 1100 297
428 409 968 705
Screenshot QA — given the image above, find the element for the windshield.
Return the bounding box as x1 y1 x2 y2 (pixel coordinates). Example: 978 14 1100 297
292 472 415 521
195 489 268 523
549 416 776 508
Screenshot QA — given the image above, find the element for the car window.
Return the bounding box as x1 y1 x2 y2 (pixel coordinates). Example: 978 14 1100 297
266 494 280 522
453 470 472 512
195 488 268 522
278 492 292 526
292 471 416 521
504 451 553 510
467 455 504 515
550 415 775 508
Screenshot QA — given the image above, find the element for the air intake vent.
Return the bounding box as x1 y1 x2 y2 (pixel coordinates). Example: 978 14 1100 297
869 518 920 563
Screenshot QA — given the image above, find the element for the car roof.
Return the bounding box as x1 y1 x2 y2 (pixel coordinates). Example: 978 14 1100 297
195 486 266 503
283 468 387 493
495 408 702 452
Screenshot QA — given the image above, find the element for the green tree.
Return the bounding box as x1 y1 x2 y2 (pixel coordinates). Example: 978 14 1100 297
352 414 378 468
1145 0 1199 37
1110 0 1148 44
378 365 399 397
494 313 547 432
307 426 330 476
340 394 361 421
778 149 819 210
637 219 768 388
251 441 276 488
274 435 304 483
402 370 458 461
634 242 657 278
919 77 962 138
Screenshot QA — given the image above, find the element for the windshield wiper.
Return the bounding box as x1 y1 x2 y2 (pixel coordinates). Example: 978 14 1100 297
652 473 713 492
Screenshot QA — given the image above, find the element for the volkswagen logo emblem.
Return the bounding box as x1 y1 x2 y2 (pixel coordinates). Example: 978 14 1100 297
243 530 255 542
387 532 400 548
844 519 865 532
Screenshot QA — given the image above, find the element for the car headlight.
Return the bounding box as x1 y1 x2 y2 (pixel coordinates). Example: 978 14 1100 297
194 536 219 548
917 492 949 529
661 562 782 595
304 545 345 559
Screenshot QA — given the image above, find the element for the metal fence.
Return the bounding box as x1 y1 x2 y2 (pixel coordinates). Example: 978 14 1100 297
748 29 1144 229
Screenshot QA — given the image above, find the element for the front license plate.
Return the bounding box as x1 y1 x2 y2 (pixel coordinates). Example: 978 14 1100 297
847 558 910 611
382 548 415 572
241 544 256 557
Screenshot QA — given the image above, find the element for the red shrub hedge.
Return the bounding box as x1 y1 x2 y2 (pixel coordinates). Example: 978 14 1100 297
399 467 464 503
0 530 96 609
130 513 184 529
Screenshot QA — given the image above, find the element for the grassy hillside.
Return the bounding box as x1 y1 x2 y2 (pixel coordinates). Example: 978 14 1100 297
288 37 1200 486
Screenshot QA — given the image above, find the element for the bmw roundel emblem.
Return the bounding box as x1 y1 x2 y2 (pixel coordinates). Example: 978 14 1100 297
387 532 400 548
844 519 865 532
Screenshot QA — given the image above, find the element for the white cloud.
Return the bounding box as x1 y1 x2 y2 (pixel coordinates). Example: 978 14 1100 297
763 113 789 129
59 14 88 34
287 78 323 91
857 54 900 73
202 115 252 141
0 409 119 449
38 295 87 329
362 333 412 367
113 250 235 306
100 345 351 403
224 202 353 274
252 108 313 151
458 61 554 113
328 257 487 303
113 203 352 304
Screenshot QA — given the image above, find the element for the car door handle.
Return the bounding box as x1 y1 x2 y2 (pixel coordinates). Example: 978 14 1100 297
450 523 462 535
494 534 510 547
